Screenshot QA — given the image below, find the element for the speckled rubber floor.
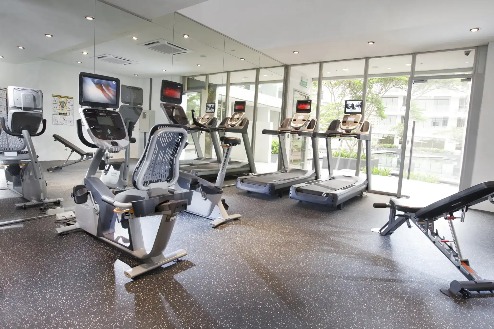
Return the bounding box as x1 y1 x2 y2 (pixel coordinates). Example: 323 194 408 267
1 161 494 329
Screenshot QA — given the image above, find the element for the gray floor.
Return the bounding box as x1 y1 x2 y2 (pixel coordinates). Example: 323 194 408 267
1 160 494 329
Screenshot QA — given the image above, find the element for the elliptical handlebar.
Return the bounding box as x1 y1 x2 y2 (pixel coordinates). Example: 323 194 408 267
76 119 98 149
0 117 47 137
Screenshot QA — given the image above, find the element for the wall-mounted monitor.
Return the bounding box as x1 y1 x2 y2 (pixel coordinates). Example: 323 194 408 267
296 99 312 113
344 100 363 114
233 101 246 112
79 72 120 108
161 80 183 104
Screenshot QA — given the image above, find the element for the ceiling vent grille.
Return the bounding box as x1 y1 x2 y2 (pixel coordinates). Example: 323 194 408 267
97 54 135 65
143 39 189 55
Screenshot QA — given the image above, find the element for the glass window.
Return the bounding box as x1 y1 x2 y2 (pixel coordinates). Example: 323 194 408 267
255 67 284 173
287 64 320 170
229 70 256 163
319 60 365 179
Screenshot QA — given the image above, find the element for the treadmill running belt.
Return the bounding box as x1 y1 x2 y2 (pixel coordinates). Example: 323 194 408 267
297 176 359 195
242 171 305 184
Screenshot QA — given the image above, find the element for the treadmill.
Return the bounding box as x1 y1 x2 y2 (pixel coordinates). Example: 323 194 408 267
236 99 317 196
289 104 371 209
181 101 256 177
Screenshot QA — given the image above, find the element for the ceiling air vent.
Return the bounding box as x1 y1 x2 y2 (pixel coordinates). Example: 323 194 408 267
143 39 189 55
97 54 135 65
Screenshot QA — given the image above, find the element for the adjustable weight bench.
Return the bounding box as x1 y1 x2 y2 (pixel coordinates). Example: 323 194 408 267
373 181 494 298
47 134 93 172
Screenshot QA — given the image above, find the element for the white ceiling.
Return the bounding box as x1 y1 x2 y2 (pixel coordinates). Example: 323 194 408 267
0 0 280 78
1 0 491 80
180 0 494 64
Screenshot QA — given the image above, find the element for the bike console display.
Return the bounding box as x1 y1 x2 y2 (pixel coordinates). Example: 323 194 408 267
80 108 128 150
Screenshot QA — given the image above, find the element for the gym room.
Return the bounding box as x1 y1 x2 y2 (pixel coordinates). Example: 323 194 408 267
1 0 494 328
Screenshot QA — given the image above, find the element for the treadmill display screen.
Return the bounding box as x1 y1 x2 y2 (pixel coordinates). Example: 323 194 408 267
234 101 246 112
205 103 216 113
296 99 312 113
345 100 363 114
79 72 120 108
160 80 183 104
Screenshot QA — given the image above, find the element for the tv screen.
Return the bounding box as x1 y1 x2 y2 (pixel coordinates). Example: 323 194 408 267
345 100 363 114
296 99 312 113
79 72 120 108
161 80 183 104
233 101 246 112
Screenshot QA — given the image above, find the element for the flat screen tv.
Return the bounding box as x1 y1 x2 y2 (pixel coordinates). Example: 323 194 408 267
79 72 120 108
161 80 183 104
344 100 363 114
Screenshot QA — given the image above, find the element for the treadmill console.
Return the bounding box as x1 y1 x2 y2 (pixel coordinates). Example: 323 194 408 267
341 100 363 132
291 100 313 130
227 101 246 127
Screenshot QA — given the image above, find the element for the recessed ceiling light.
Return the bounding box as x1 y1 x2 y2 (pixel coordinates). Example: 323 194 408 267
293 51 299 54
368 41 375 45
342 68 349 71
263 74 268 77
470 27 480 32
45 33 53 38
183 34 189 39
197 64 201 67
387 67 391 70
405 63 411 66
240 58 245 61
17 46 25 50
77 61 82 64
132 36 138 40
134 74 138 76
82 51 88 55
0 56 4 59
85 16 95 21
465 61 470 64
162 69 166 72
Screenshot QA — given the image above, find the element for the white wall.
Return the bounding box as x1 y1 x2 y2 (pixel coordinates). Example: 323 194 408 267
0 60 149 161
469 42 494 212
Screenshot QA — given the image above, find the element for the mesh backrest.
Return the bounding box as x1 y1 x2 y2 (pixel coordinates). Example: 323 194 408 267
132 124 187 190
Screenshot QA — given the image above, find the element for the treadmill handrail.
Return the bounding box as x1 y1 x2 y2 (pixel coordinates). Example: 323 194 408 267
262 129 290 135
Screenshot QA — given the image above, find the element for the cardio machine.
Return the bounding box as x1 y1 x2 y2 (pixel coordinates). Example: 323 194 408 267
290 103 371 209
373 181 494 298
160 86 222 167
57 72 192 279
159 81 243 227
0 86 62 210
236 99 316 196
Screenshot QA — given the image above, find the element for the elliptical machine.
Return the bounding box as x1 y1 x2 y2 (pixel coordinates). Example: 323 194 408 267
158 80 242 228
177 109 242 228
57 73 192 278
0 86 62 211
